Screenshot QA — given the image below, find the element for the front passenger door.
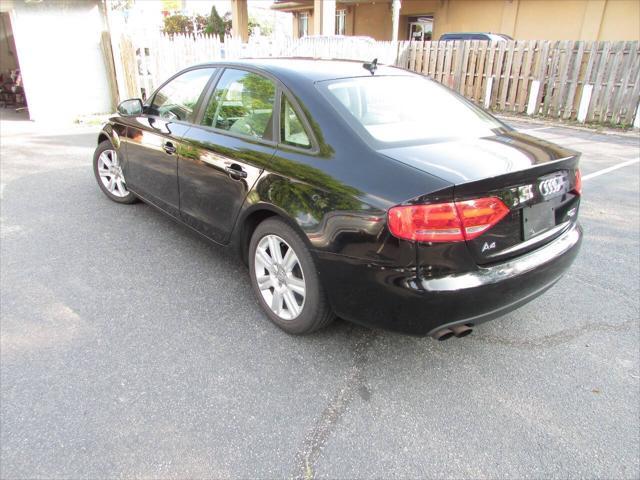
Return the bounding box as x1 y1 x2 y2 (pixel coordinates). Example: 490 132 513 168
179 68 277 243
124 67 215 216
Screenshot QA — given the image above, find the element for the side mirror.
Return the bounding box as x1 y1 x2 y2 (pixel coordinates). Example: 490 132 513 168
117 98 143 116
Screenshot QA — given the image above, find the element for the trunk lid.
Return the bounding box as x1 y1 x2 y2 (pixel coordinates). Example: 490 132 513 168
380 131 581 264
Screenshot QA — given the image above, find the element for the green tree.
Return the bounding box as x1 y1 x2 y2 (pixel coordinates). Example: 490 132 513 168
204 6 227 41
248 16 273 37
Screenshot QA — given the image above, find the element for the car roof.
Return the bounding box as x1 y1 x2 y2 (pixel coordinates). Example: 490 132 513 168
193 58 410 84
440 32 511 41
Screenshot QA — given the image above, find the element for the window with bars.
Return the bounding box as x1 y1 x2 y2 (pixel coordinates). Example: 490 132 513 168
298 12 309 38
335 9 346 35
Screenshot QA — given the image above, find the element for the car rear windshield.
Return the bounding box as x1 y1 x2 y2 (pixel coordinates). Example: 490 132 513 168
319 75 504 144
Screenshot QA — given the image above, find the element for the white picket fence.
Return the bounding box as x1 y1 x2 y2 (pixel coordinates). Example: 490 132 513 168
110 33 640 127
111 34 396 100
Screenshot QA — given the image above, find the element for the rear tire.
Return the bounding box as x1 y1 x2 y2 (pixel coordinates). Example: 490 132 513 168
93 140 138 204
249 218 335 335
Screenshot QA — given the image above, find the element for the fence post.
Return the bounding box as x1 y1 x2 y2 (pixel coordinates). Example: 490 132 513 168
100 31 119 111
577 84 594 123
634 101 640 129
563 41 585 120
527 80 540 115
532 41 551 115
117 34 140 100
484 77 494 109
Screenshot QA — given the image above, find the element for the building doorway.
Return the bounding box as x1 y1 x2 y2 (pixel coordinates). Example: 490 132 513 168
0 12 26 115
408 16 433 41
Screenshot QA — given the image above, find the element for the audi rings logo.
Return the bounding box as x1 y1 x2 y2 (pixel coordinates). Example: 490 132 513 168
538 176 564 197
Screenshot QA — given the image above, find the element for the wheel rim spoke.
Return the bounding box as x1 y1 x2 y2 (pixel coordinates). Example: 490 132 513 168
267 236 283 264
257 275 273 291
283 289 300 317
116 178 128 195
256 247 275 274
271 288 283 315
282 248 297 273
287 276 305 297
99 152 112 167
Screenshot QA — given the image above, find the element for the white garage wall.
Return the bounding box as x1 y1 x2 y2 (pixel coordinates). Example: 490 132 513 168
9 0 114 121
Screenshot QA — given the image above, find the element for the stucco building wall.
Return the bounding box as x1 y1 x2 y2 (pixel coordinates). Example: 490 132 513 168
598 0 640 41
282 0 640 42
353 2 394 40
1 0 114 121
425 0 640 41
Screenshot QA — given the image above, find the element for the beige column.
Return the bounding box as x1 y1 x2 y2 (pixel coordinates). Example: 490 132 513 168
313 0 336 36
499 0 519 38
292 12 299 38
391 0 401 41
231 0 249 42
579 0 606 40
433 0 449 39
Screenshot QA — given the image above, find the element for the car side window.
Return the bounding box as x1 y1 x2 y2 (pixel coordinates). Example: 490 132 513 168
149 68 215 122
280 94 311 149
201 69 276 140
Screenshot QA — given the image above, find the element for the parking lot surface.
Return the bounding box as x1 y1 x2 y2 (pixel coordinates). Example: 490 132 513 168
1 109 639 479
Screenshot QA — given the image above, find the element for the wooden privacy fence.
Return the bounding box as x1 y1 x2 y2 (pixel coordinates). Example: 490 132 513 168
111 34 640 127
402 40 640 126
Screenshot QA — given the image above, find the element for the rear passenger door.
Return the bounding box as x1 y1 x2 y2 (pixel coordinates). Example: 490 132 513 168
178 68 277 243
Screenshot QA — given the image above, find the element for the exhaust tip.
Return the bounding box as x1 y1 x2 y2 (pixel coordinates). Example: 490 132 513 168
451 324 473 338
432 328 454 341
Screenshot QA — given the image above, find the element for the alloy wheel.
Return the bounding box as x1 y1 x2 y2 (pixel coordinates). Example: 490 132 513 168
254 234 306 320
97 149 129 198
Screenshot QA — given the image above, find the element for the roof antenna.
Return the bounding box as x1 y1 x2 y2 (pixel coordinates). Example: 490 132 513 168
363 58 378 75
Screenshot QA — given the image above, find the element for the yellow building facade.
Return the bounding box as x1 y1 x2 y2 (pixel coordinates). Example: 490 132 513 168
274 0 640 42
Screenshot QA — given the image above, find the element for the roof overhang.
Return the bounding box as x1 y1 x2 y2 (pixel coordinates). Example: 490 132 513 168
271 0 390 11
338 0 391 3
271 1 314 12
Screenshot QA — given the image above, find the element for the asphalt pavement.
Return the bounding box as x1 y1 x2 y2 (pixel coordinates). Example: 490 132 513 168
1 108 639 479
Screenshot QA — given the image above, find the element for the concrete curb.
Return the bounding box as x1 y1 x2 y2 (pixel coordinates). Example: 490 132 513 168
496 113 640 138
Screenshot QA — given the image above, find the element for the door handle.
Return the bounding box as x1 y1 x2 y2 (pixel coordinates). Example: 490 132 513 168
163 142 176 155
225 164 248 179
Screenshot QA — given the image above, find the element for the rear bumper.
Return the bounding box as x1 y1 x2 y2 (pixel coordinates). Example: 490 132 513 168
315 223 582 336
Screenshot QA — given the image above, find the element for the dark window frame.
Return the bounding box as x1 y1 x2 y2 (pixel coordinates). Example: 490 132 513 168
144 66 218 126
298 12 309 38
194 67 279 145
335 9 346 35
193 65 319 154
279 92 312 150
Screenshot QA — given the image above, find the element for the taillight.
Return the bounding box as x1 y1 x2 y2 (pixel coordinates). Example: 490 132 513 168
388 202 463 242
455 197 510 240
573 169 582 195
388 197 509 243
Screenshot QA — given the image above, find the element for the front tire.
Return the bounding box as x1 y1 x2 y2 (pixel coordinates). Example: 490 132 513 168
249 218 335 335
93 140 137 204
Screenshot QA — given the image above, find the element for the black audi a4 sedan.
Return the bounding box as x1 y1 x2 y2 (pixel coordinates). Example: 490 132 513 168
94 58 582 340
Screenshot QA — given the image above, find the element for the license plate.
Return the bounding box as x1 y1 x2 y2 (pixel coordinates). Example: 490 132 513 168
522 202 555 240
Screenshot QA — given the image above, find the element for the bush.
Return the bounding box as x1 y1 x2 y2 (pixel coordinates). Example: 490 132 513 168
162 6 229 39
162 14 194 36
